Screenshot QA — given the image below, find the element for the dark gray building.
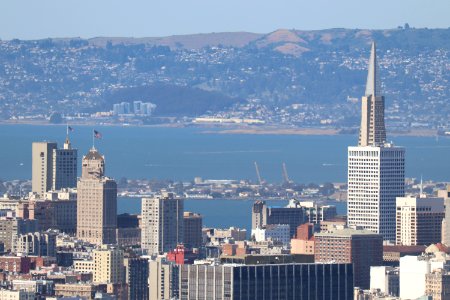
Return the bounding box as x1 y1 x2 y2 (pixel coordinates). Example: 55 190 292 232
252 200 305 237
180 263 353 300
125 257 149 300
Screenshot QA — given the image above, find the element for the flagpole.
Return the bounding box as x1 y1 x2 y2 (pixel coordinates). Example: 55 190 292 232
92 129 95 149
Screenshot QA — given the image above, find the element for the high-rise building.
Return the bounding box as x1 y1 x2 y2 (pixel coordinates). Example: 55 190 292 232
441 185 450 246
179 263 354 300
396 196 444 246
252 199 305 237
315 227 383 289
183 211 202 249
32 142 57 198
92 245 124 284
347 42 405 241
141 192 184 254
149 257 179 300
124 257 149 300
76 148 117 245
52 137 77 190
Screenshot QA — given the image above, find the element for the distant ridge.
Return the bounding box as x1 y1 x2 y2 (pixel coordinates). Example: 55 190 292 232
88 32 263 49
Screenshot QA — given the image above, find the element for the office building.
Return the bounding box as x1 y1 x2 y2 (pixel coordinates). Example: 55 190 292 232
124 257 149 300
426 269 450 300
141 192 183 254
183 211 202 249
89 245 124 284
117 214 141 247
15 231 57 257
179 263 354 300
252 224 290 246
291 223 315 255
149 257 179 300
77 148 117 245
0 217 38 252
0 289 35 300
252 199 305 237
32 142 57 198
441 185 450 246
300 201 337 224
347 42 405 241
52 137 77 190
315 227 383 289
396 196 444 246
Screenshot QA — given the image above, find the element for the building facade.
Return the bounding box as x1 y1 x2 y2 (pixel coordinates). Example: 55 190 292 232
124 257 149 300
32 142 57 198
252 199 304 238
77 148 117 245
396 196 444 246
52 138 77 190
315 227 383 289
179 263 354 300
183 211 202 249
141 192 184 254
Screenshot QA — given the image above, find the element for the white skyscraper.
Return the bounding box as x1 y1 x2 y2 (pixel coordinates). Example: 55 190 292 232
32 142 57 198
347 42 405 241
141 192 184 255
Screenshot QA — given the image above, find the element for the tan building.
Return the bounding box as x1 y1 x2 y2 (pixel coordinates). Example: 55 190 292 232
291 223 315 255
32 142 57 198
426 269 450 300
149 257 178 300
54 283 98 299
74 245 124 284
77 148 117 245
0 289 35 300
141 192 184 254
0 217 38 252
441 185 450 246
396 196 444 246
93 245 124 284
183 211 202 249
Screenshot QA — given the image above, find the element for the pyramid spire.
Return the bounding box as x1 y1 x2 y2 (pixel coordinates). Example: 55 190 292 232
365 42 382 97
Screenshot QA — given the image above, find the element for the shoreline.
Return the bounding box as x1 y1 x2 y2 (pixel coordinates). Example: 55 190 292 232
0 120 441 137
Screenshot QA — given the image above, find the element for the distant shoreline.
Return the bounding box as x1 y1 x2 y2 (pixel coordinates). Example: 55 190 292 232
0 120 440 137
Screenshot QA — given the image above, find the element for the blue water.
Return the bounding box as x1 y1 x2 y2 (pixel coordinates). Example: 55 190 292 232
1 124 449 183
117 198 347 231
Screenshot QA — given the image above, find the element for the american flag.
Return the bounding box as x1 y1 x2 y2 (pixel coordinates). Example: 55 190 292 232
94 130 102 139
68 126 74 132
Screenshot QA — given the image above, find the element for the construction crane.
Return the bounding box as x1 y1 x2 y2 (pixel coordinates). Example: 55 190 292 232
282 162 292 184
254 162 263 185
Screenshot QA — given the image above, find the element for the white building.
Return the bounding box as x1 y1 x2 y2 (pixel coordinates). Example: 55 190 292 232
370 266 399 296
252 224 290 246
348 145 405 241
399 254 449 299
0 289 35 300
141 192 184 254
347 43 405 242
396 196 444 246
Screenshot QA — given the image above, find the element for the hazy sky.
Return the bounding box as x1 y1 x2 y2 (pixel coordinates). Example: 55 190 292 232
1 0 449 39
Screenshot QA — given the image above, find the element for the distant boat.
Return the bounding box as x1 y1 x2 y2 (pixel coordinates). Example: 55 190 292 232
19 163 24 166
322 163 334 167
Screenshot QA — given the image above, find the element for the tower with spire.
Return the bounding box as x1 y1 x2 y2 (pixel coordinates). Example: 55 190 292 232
358 42 387 147
77 146 117 245
347 42 405 242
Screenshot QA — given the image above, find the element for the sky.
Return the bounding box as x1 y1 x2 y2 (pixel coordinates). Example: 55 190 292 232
1 0 449 40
